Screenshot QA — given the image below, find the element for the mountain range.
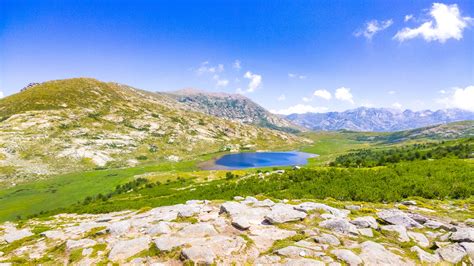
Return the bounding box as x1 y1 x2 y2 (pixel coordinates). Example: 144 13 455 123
286 107 474 132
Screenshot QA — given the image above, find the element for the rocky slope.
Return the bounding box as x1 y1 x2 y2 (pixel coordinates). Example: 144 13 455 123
165 89 302 133
0 78 307 182
286 107 474 132
1 197 473 265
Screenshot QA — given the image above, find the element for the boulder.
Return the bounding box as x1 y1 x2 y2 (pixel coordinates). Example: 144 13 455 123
108 237 151 262
178 223 217 237
377 209 422 228
460 242 474 261
66 239 97 250
359 241 412 265
450 227 474 242
350 216 378 229
400 200 417 206
146 221 171 235
410 246 440 263
4 229 33 243
407 231 429 248
314 233 340 246
275 246 322 258
265 204 307 224
330 249 362 266
407 213 429 224
436 243 466 264
358 228 373 237
254 199 275 207
40 230 66 240
424 220 453 231
181 246 216 264
381 225 410 242
107 221 131 235
319 218 358 235
295 202 348 218
282 258 325 266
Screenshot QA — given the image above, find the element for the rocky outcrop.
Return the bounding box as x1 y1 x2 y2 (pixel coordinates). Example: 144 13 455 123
0 198 473 265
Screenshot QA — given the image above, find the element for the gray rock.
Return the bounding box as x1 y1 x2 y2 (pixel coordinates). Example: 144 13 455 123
265 204 307 224
407 213 429 224
276 246 322 258
231 217 251 230
154 236 187 251
66 239 97 250
242 196 258 204
436 243 466 264
294 240 323 251
424 220 453 231
450 227 474 242
319 218 358 235
233 196 244 201
407 231 429 248
40 230 66 240
179 223 217 237
350 216 378 229
465 218 474 226
108 236 151 262
401 200 417 206
359 241 411 265
345 205 361 211
381 225 410 242
358 228 373 237
107 220 131 235
254 199 275 207
410 246 440 263
3 229 33 243
314 233 340 246
460 242 474 260
181 246 216 264
295 202 348 218
146 221 171 235
377 209 422 228
330 249 362 266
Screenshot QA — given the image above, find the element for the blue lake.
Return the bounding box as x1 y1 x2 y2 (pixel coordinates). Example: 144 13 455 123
203 151 317 170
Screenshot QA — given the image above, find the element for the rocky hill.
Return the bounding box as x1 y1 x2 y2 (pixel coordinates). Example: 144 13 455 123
0 78 307 182
286 107 474 132
0 197 473 264
165 89 302 133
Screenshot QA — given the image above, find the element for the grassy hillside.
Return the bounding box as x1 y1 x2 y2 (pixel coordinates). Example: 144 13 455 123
0 78 308 183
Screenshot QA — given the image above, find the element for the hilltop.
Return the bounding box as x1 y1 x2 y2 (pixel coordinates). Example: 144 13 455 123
0 78 307 183
165 89 302 133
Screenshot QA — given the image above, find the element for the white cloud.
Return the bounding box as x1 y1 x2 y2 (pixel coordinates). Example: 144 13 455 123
233 60 241 70
439 89 447 94
302 97 312 102
274 104 328 115
0 91 3 98
355 19 393 40
388 90 396 95
405 14 414 22
212 74 229 87
277 94 286 101
394 3 472 43
437 86 474 111
313 89 332 100
392 102 403 109
196 61 224 75
243 71 262 93
288 73 306 80
335 87 354 104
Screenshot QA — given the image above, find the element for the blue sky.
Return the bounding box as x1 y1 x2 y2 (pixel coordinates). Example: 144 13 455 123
1 0 473 113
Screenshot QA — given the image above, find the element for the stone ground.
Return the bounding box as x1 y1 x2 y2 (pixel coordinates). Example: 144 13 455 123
0 197 473 265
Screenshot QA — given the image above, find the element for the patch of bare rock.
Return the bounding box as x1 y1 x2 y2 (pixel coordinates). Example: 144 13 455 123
0 198 473 265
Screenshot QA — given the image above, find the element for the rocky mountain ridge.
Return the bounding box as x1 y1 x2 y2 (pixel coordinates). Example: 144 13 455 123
0 197 473 265
286 107 474 132
165 89 302 133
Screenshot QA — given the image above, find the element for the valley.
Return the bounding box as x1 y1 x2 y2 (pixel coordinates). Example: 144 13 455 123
0 78 473 265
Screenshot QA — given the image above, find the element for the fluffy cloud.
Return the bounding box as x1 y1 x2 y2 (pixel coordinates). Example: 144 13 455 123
273 104 328 115
313 89 332 100
243 71 262 93
335 87 354 103
277 94 286 101
0 91 3 98
196 61 224 75
302 97 312 102
437 86 474 111
394 3 472 43
288 73 306 80
233 60 241 70
355 19 393 40
388 90 396 95
405 14 414 22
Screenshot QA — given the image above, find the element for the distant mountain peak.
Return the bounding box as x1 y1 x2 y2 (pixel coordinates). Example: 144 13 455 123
286 107 474 132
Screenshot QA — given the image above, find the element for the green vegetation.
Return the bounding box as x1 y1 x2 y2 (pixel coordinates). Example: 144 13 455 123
331 138 473 167
30 159 473 218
